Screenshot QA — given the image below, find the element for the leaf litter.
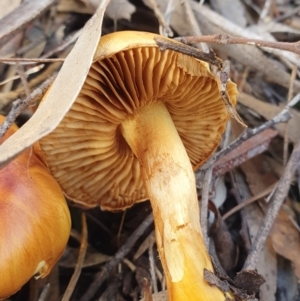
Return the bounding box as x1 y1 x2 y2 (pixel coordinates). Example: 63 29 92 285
0 0 300 300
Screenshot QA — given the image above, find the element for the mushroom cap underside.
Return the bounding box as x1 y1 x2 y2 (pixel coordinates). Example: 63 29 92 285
39 31 237 210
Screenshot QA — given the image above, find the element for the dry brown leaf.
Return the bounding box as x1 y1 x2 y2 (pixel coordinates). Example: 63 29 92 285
59 247 111 268
233 170 277 301
239 92 300 143
0 0 57 47
270 208 300 279
57 0 94 14
0 0 22 19
233 119 278 301
210 0 247 27
0 0 111 168
213 128 278 176
105 0 136 21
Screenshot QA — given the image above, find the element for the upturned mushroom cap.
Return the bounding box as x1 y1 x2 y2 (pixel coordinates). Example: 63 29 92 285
0 116 71 299
38 31 237 210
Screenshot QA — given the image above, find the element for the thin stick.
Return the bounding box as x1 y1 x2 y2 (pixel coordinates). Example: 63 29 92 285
37 283 50 301
243 139 300 271
16 64 30 97
148 235 158 294
201 92 300 174
62 212 88 301
259 0 273 21
146 0 173 37
0 75 55 138
181 0 209 52
222 182 277 220
200 167 212 248
80 213 154 301
175 34 300 56
283 63 298 165
0 57 65 64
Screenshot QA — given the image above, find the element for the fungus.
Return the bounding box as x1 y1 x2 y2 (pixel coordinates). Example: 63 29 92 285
38 31 237 300
0 116 71 299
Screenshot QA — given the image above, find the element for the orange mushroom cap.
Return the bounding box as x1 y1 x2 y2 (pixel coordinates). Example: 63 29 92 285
38 31 237 211
0 116 71 299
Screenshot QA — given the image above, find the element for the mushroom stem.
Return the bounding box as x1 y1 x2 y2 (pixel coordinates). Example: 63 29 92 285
121 101 225 301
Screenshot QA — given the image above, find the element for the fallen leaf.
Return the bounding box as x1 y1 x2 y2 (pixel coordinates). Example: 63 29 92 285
270 209 300 279
0 0 57 47
210 0 247 27
235 158 278 301
59 247 111 268
213 128 278 176
209 201 237 272
239 92 300 143
57 0 94 14
0 0 111 168
0 0 22 19
105 0 136 21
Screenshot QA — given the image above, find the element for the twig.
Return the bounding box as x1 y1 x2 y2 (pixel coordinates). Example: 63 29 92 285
16 64 30 97
259 0 273 21
201 92 300 174
222 182 277 220
148 235 158 294
200 167 212 248
62 212 88 301
283 63 298 165
243 139 300 271
175 34 300 56
181 0 209 52
0 75 55 138
154 37 245 126
155 37 223 68
0 57 65 64
211 128 278 177
37 283 50 301
80 213 154 301
146 0 173 37
41 29 82 59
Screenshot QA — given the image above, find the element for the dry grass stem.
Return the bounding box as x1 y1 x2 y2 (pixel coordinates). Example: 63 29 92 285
62 212 88 301
80 213 154 301
283 64 298 165
0 75 55 138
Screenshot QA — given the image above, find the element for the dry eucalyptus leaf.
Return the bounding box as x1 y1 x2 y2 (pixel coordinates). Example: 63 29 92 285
210 0 247 27
133 230 155 260
59 247 111 268
0 0 22 19
232 170 277 301
0 0 57 47
0 0 111 168
270 209 300 279
239 92 300 143
105 0 136 21
57 0 95 14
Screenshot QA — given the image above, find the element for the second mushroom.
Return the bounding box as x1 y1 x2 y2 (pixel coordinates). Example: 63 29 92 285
38 31 237 301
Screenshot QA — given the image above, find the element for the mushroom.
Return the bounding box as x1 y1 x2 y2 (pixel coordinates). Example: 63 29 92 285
0 116 71 299
38 31 237 300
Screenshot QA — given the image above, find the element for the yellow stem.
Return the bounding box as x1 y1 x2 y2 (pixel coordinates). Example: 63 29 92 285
121 101 226 301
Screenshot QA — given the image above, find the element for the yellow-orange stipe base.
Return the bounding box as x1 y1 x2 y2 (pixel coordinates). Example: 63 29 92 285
121 102 225 301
